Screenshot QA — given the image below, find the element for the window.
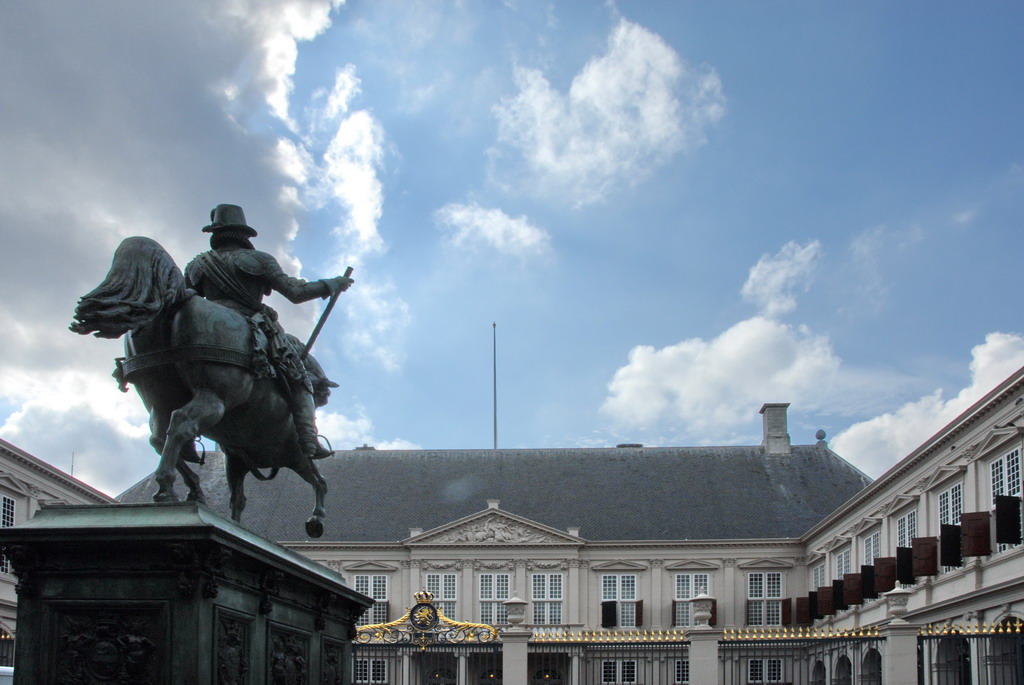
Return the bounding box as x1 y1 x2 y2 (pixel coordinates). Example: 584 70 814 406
426 573 458 618
863 531 880 566
674 659 689 684
354 659 388 684
747 572 783 626
992 449 1022 551
834 548 851 579
354 574 388 626
938 483 963 527
748 658 783 683
532 573 563 625
601 574 639 627
673 573 710 626
811 563 826 590
0 496 13 575
601 661 637 684
480 573 510 624
896 510 917 549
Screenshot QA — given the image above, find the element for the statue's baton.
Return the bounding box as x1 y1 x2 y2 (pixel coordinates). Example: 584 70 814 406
301 266 353 360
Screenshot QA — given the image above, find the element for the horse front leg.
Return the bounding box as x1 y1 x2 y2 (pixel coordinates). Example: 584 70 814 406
224 450 248 523
154 389 225 502
292 458 328 538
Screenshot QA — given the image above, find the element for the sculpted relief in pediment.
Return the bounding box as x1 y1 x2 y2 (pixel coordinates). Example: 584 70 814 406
425 514 560 545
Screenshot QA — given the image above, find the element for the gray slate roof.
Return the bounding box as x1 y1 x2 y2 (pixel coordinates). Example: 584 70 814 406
118 444 871 543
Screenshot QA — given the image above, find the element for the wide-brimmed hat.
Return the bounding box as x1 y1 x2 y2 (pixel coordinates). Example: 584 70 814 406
202 204 258 238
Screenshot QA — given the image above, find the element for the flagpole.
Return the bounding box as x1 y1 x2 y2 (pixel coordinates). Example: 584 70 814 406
493 322 497 450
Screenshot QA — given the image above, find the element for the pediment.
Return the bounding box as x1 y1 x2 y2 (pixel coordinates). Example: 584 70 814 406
822 537 852 553
880 493 920 518
590 560 649 571
408 510 582 546
736 558 795 570
974 425 1024 460
847 517 882 537
664 560 719 571
345 561 399 572
922 464 966 491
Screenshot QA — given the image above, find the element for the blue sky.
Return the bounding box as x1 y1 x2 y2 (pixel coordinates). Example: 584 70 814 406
1 1 1023 496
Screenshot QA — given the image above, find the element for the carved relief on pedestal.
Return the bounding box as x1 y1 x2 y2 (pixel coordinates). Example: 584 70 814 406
321 638 347 685
216 611 250 685
55 609 162 685
268 627 309 685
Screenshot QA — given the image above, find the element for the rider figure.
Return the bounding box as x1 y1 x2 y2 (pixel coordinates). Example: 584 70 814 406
184 204 353 460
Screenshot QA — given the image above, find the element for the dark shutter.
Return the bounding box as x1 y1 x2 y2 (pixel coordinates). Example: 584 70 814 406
709 598 717 627
843 573 863 605
832 579 847 611
795 597 811 625
896 547 915 585
912 537 939 577
817 586 834 616
808 591 819 620
781 597 792 625
995 495 1022 545
860 565 877 600
874 557 896 593
601 601 617 628
635 599 643 627
671 600 681 627
961 512 993 556
940 524 963 567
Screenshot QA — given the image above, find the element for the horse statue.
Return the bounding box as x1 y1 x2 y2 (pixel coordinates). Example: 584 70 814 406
70 223 352 538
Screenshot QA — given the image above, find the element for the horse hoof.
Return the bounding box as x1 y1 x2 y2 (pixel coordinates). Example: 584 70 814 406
153 492 181 503
305 517 324 538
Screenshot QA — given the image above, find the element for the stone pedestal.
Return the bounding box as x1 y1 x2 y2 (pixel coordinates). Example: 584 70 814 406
0 502 372 685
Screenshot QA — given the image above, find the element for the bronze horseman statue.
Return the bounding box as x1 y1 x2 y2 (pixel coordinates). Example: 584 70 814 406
70 205 354 538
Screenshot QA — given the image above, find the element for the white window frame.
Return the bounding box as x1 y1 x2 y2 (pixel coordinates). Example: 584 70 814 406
747 572 783 626
601 660 638 685
0 496 13 575
992 448 1022 551
354 574 389 626
601 574 638 627
531 573 563 625
896 509 917 548
938 483 963 527
479 573 510 624
811 562 826 590
834 548 851 580
426 572 458 618
863 531 881 566
354 658 388 684
673 572 710 627
674 658 690 684
748 658 783 683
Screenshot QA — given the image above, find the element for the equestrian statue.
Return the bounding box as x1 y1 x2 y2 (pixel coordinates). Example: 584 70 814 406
70 204 354 538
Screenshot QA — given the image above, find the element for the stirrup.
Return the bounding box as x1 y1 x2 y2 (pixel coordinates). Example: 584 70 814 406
302 434 333 460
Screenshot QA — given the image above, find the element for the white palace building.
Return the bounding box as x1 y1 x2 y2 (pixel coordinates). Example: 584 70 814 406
46 365 1024 683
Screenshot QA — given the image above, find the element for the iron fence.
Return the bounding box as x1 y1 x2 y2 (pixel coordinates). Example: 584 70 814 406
530 637 689 685
719 630 883 685
918 631 1024 685
353 643 503 685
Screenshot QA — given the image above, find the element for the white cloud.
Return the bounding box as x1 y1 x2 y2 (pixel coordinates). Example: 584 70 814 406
602 316 842 432
832 332 1024 477
317 409 421 452
435 203 551 257
216 0 345 126
740 241 821 318
342 281 413 372
493 18 724 205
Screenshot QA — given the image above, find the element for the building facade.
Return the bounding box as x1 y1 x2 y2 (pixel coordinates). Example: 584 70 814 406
102 365 1024 683
0 438 115 662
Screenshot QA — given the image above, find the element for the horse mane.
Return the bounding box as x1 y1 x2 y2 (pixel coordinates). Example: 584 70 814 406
70 236 193 339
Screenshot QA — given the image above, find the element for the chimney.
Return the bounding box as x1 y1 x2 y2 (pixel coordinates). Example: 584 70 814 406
760 403 791 455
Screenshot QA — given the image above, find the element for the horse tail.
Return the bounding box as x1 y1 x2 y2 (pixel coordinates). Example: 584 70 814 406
70 236 191 339
249 467 280 481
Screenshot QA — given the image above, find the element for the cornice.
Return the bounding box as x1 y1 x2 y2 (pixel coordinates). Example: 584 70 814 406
0 441 113 504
